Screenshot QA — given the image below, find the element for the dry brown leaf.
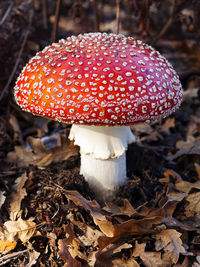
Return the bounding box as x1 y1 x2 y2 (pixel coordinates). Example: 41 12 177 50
9 114 23 143
0 217 36 243
60 223 87 263
0 239 17 254
170 138 200 160
158 118 175 134
112 258 140 267
26 244 40 267
185 192 200 217
183 87 199 98
64 190 106 221
131 122 154 135
0 191 6 209
131 122 161 142
113 243 132 254
155 229 186 264
103 199 136 217
175 180 200 193
8 172 28 220
97 215 163 252
78 226 102 247
163 169 182 183
58 239 82 267
93 218 115 237
132 241 168 267
167 192 187 202
7 135 78 167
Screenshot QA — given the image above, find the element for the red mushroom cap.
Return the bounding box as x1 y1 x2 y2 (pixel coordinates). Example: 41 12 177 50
14 32 183 125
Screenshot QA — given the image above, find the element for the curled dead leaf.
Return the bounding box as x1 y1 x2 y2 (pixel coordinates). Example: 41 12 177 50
185 192 200 217
155 229 186 264
0 217 36 243
0 239 17 254
132 241 168 267
97 215 163 252
7 135 79 167
7 172 28 220
58 239 82 267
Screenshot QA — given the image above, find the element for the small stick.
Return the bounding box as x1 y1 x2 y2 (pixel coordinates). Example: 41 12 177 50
93 0 100 32
0 2 14 26
0 249 29 266
50 0 62 43
116 0 120 34
0 10 34 102
159 0 175 38
42 0 48 29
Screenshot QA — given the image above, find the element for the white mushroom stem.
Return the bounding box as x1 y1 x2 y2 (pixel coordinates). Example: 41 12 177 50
69 125 135 197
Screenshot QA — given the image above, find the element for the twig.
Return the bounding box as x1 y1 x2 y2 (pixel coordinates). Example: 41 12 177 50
116 0 120 34
159 0 175 38
93 0 100 32
0 249 29 266
42 0 48 29
0 10 34 102
0 1 14 26
50 0 62 43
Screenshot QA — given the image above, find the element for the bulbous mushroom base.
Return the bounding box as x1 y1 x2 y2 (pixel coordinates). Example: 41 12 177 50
69 124 135 199
80 152 127 198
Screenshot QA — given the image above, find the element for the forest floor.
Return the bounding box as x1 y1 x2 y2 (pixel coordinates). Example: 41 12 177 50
1 1 200 266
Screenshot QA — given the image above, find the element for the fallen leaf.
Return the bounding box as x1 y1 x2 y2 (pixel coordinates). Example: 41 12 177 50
8 172 28 220
78 226 102 247
7 135 78 167
58 239 82 267
183 87 199 98
97 215 163 252
158 118 175 134
131 122 154 135
175 180 200 193
103 199 136 217
112 258 140 267
26 244 40 267
131 123 161 142
163 169 182 183
169 138 200 160
155 229 186 264
93 218 114 237
9 114 23 143
64 190 106 220
167 192 187 202
185 192 200 217
0 217 36 243
0 239 17 254
132 241 168 267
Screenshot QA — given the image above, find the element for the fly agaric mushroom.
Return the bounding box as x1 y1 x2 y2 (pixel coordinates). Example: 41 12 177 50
14 32 183 198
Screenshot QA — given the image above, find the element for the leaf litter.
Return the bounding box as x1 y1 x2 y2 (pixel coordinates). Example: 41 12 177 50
1 1 200 266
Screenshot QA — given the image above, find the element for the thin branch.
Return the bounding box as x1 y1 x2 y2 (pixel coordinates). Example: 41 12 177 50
50 0 62 43
93 0 100 32
159 0 175 38
116 0 120 34
0 249 29 266
0 1 14 26
0 10 34 102
42 0 48 29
